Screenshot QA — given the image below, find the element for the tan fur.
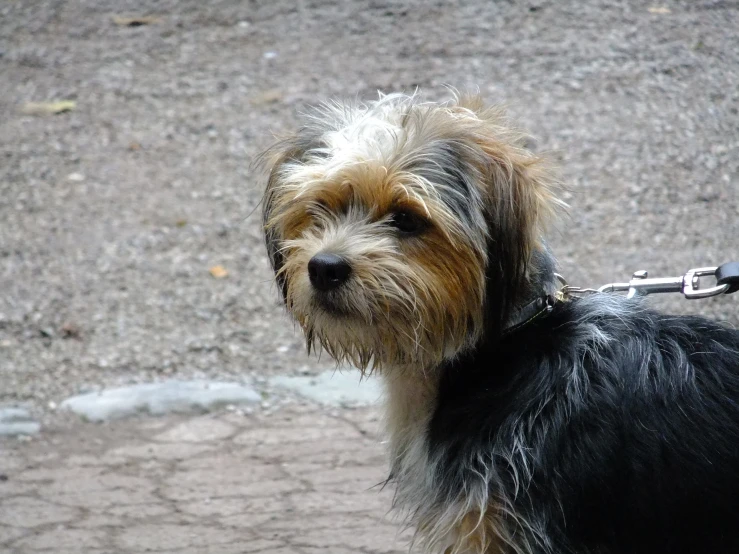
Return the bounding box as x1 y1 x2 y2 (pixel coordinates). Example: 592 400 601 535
442 510 505 554
269 166 487 371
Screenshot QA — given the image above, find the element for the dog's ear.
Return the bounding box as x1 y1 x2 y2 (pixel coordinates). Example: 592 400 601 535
261 139 305 303
454 96 564 336
261 117 329 303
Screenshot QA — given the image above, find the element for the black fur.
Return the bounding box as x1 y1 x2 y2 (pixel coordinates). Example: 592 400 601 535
429 270 739 553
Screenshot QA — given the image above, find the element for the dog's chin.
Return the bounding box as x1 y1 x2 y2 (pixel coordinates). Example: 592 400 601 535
292 304 387 371
291 291 458 370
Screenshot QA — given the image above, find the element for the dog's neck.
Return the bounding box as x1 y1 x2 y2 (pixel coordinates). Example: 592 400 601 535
382 246 558 477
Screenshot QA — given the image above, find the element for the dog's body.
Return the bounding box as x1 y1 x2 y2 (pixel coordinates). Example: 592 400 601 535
262 93 739 553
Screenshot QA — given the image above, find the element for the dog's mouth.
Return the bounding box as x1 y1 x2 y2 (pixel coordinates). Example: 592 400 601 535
311 291 354 318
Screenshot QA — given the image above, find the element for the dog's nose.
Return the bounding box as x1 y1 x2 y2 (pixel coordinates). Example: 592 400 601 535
308 253 352 291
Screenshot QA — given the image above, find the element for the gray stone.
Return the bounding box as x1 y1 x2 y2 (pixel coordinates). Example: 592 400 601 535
60 381 261 423
268 371 381 407
0 406 40 436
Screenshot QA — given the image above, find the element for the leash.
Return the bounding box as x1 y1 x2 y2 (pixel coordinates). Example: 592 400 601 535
502 262 739 336
558 262 739 300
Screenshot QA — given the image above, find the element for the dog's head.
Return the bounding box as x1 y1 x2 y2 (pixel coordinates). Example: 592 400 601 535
262 93 561 371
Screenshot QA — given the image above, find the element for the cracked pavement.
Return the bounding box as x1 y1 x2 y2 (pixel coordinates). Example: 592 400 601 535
0 403 409 554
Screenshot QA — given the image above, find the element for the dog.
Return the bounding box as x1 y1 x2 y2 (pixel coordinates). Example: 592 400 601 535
261 93 739 554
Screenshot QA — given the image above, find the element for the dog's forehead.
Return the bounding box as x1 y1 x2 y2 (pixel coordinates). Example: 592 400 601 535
272 96 488 236
325 108 405 160
294 103 471 190
297 96 439 161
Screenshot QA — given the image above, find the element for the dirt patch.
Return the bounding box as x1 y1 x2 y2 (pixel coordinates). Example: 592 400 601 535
1 0 737 411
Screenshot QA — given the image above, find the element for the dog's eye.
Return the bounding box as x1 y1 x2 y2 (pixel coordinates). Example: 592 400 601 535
389 211 428 236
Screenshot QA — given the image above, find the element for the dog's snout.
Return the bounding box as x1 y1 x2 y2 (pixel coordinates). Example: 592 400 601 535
308 253 352 291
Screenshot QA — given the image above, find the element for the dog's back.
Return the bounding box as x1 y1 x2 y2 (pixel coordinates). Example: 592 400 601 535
430 294 739 553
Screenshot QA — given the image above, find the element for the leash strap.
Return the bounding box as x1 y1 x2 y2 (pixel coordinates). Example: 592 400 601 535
716 262 739 294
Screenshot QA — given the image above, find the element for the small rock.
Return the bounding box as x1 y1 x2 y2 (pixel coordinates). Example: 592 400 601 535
0 406 41 436
66 172 85 182
268 371 381 407
60 380 261 422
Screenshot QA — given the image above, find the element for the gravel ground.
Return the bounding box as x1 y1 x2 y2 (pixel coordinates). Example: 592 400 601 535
1 0 737 412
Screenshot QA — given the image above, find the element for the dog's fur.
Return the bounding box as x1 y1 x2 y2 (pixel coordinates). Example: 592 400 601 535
261 93 739 554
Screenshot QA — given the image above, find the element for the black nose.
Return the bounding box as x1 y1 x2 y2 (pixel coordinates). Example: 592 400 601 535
308 253 352 291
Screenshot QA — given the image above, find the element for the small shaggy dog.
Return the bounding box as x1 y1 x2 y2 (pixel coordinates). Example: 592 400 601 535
261 93 739 554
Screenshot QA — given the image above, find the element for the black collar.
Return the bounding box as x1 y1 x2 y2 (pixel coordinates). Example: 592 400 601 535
501 294 558 337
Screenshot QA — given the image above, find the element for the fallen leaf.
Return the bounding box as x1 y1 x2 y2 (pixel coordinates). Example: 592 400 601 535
648 6 671 14
209 265 229 279
175 219 187 227
251 89 283 106
59 321 82 339
112 15 160 26
128 141 142 151
21 100 76 115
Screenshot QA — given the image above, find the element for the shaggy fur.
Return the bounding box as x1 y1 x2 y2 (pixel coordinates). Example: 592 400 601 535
262 92 739 554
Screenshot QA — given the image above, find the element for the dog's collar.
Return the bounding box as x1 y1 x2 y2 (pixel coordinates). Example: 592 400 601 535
501 293 559 337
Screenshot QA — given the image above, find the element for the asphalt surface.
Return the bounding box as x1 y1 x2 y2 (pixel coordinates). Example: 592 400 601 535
1 0 738 412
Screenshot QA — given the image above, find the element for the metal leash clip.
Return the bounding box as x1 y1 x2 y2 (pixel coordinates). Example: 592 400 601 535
598 267 730 299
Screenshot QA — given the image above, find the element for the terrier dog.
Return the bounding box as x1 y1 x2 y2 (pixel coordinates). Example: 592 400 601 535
261 93 739 554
